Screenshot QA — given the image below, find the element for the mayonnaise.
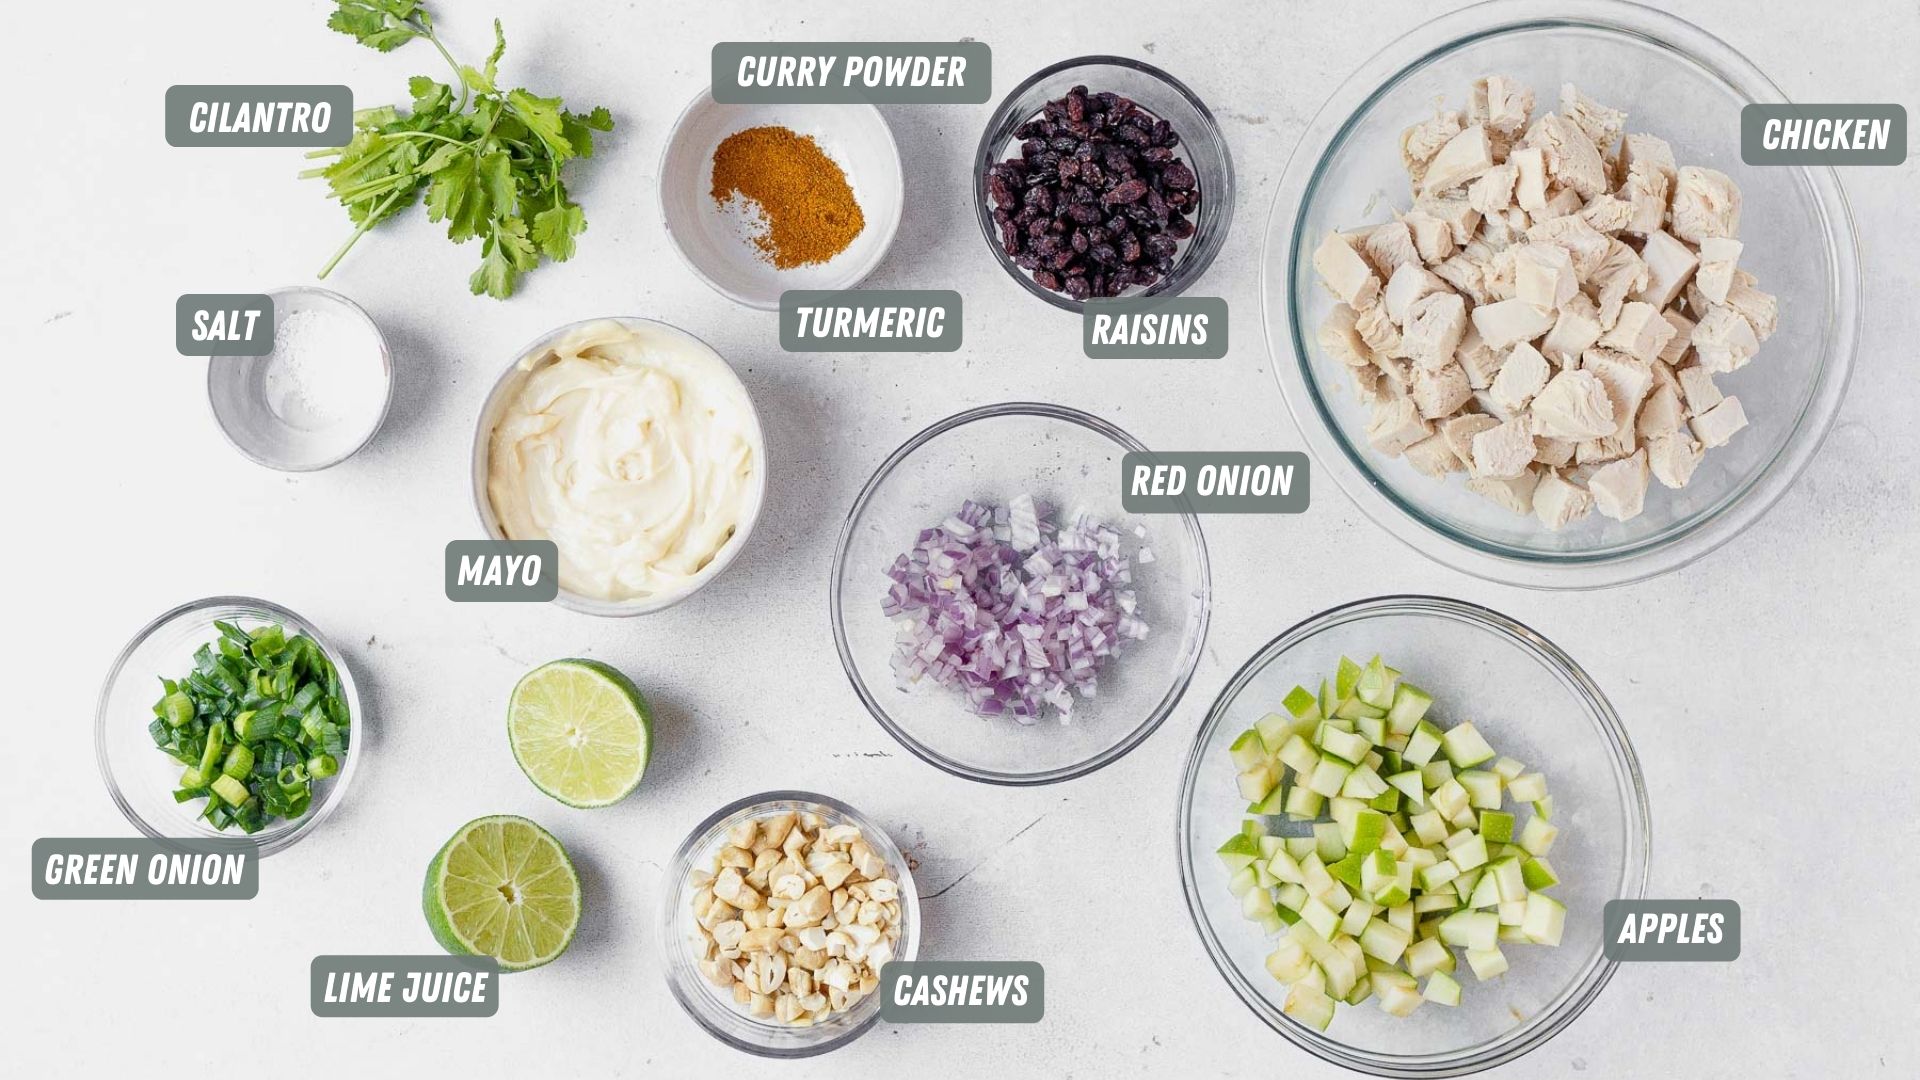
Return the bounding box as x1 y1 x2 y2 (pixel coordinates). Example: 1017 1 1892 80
486 321 761 602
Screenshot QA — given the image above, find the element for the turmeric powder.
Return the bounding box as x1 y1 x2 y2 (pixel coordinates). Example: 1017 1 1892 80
710 126 865 269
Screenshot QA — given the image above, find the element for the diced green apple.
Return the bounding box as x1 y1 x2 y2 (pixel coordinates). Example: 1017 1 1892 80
1518 816 1559 856
1218 833 1261 872
1440 722 1496 767
1521 856 1559 890
1282 983 1336 1031
1285 785 1325 821
1491 756 1526 782
1458 770 1503 809
1422 970 1462 1006
1479 810 1514 844
1267 938 1314 982
1385 683 1433 736
1404 936 1453 978
1403 719 1444 766
1465 945 1509 980
1521 893 1566 946
1506 772 1549 803
1307 756 1354 797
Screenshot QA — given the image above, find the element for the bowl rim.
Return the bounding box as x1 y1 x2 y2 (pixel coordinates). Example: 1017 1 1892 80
656 790 920 1058
94 595 365 859
1260 0 1861 590
656 85 906 311
971 54 1237 313
468 314 770 617
204 285 395 473
1175 593 1651 1076
828 400 1213 786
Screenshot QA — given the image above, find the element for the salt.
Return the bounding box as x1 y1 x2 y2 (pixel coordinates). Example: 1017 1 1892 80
260 309 385 432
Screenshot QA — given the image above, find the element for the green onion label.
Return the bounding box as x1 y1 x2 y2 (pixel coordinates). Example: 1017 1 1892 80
311 956 499 1017
1603 900 1740 961
32 838 257 900
445 540 559 602
878 961 1044 1023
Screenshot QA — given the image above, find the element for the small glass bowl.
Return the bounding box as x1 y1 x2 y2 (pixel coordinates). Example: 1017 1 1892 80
1263 0 1860 588
659 792 920 1058
94 596 364 858
469 316 769 617
1177 596 1649 1076
831 402 1211 785
973 56 1235 311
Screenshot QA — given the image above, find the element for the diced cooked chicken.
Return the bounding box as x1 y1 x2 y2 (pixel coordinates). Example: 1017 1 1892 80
1533 471 1595 530
1401 110 1467 186
1599 301 1678 363
1410 361 1473 419
1541 185 1585 219
1534 436 1577 467
1513 243 1578 309
1677 365 1721 413
1582 347 1655 442
1690 396 1748 447
1634 229 1699 309
1318 305 1372 368
1468 470 1539 515
1363 220 1422 278
1526 214 1611 279
1541 293 1604 365
1614 133 1675 234
1560 83 1626 153
1510 146 1549 212
1646 433 1703 489
1586 241 1651 327
1480 208 1530 249
1383 264 1450 325
1415 193 1483 245
1723 272 1777 341
1373 351 1413 392
1402 292 1470 370
1455 323 1505 389
1400 209 1457 264
1579 193 1635 234
1636 384 1687 440
1658 309 1695 364
1529 369 1616 439
1441 412 1502 470
1524 113 1609 198
1352 366 1389 405
1483 248 1518 301
1587 450 1649 521
1314 231 1380 308
1669 166 1742 243
1489 341 1552 413
1403 433 1464 478
1422 125 1496 195
1432 251 1492 306
1471 75 1536 138
1693 237 1743 305
1366 397 1431 457
1615 133 1676 186
1471 297 1556 350
1576 428 1635 465
1353 301 1402 357
1467 165 1519 214
1690 304 1760 373
1471 416 1538 479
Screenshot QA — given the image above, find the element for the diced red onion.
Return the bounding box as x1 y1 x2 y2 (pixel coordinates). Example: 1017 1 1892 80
883 497 1149 723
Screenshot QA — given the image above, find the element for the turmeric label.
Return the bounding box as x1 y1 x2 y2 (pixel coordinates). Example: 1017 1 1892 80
711 126 866 269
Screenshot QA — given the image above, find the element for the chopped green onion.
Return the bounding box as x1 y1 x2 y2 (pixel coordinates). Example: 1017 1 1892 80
306 753 339 780
158 691 195 727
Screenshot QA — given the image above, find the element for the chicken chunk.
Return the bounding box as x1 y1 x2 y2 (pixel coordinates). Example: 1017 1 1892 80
1723 273 1777 341
1353 301 1402 357
1599 301 1678 363
1421 125 1496 195
1690 396 1748 447
1588 450 1650 521
1693 237 1743 305
1402 291 1470 370
1471 297 1557 350
1514 243 1579 309
1471 416 1539 479
1403 433 1464 478
1455 322 1505 389
1467 165 1519 215
1560 84 1626 153
1586 241 1651 328
1471 76 1536 138
1657 309 1696 365
1636 384 1687 440
1489 341 1552 413
1669 166 1742 243
1690 305 1760 373
1468 470 1540 515
1646 433 1703 489
1414 193 1483 245
1527 214 1612 279
1400 209 1457 264
1579 193 1635 235
1534 435 1577 468
1510 146 1549 212
1383 264 1450 326
1401 110 1467 187
1314 231 1380 307
1441 413 1502 470
1367 397 1432 457
1633 229 1699 309
1363 220 1423 279
1318 305 1372 368
1540 293 1604 365
1533 471 1595 530
1410 361 1474 419
1677 365 1722 413
1529 369 1617 440
1524 113 1609 198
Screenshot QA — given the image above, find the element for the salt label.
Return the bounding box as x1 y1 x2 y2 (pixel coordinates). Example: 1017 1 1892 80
177 294 274 356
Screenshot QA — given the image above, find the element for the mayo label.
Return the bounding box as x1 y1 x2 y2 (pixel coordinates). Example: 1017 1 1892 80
445 540 559 602
712 43 991 104
166 85 353 147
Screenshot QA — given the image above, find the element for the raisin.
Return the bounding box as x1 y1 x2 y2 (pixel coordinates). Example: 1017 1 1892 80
1162 161 1196 190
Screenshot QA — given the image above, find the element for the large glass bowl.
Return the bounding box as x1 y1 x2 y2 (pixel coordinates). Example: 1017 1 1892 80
658 792 919 1058
95 596 364 858
1263 0 1859 588
974 56 1235 311
1177 596 1649 1076
831 403 1211 785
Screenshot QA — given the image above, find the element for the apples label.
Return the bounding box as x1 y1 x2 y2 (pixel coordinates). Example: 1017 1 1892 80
1603 900 1740 961
878 961 1044 1023
311 956 499 1017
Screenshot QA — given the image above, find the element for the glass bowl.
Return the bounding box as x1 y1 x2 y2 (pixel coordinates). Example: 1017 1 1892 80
1177 596 1649 1076
1263 0 1859 588
973 56 1235 311
658 791 920 1058
831 403 1211 785
94 596 364 858
469 316 769 617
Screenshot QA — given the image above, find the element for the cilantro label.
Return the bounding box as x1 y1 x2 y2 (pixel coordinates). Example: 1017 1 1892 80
312 956 498 1017
165 85 353 147
32 838 258 900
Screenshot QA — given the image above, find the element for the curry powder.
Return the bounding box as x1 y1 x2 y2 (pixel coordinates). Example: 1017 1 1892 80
710 126 866 269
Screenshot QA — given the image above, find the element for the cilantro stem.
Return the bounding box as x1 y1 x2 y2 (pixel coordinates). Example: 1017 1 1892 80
409 15 470 112
318 185 411 279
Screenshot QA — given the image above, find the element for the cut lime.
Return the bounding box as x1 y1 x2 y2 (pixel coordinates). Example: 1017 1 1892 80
423 815 581 972
508 658 652 808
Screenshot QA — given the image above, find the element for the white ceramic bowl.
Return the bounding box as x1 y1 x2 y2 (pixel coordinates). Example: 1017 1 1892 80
659 89 904 309
470 316 768 617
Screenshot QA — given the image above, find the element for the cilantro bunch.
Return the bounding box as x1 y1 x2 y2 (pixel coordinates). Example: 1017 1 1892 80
306 1 612 299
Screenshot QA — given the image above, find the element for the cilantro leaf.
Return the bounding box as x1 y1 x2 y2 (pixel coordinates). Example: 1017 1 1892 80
531 201 588 262
328 1 425 51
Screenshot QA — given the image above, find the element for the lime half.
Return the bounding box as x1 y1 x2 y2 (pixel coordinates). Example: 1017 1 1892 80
508 658 652 808
423 815 581 972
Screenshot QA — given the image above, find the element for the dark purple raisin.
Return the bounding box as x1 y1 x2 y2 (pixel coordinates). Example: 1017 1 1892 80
1104 179 1148 205
1065 275 1091 300
1162 161 1196 190
1168 216 1196 240
1033 270 1060 291
1071 229 1090 253
1118 232 1142 262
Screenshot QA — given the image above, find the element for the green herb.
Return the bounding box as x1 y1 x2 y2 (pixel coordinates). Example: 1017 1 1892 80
149 621 351 834
304 1 613 298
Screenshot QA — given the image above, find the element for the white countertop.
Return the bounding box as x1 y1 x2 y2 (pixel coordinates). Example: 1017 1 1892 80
7 1 1917 1076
